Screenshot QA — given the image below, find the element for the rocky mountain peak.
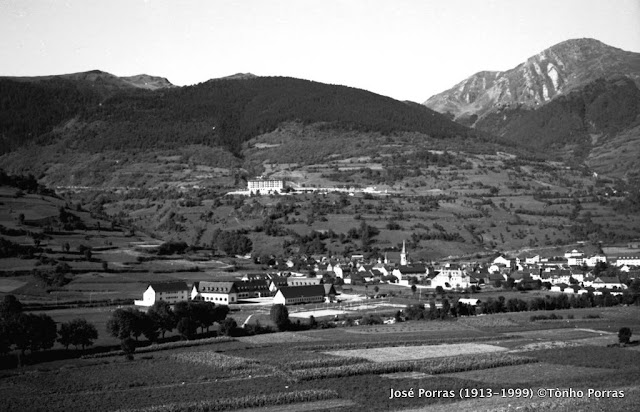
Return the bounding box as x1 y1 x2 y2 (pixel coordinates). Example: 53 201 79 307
424 38 640 123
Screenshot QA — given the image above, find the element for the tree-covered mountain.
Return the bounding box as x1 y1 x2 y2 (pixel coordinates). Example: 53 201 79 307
1 71 476 158
475 76 640 158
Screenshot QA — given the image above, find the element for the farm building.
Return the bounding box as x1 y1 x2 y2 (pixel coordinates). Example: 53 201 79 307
191 281 238 305
273 285 327 305
135 281 190 307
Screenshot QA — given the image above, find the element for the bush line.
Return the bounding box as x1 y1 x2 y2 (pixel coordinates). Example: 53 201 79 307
82 336 236 359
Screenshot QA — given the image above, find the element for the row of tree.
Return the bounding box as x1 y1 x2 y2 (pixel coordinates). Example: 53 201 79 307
0 295 98 363
106 300 230 348
403 285 640 321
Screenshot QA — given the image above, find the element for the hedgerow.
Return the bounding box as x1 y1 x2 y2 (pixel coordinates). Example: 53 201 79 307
82 336 236 359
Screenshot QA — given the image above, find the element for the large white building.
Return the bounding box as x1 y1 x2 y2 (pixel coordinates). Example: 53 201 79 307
247 179 284 193
135 282 190 307
615 256 640 267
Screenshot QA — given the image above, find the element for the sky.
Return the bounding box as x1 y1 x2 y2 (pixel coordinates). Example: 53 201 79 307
1 0 639 103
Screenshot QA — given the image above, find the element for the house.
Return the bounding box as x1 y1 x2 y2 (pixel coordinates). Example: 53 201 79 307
273 285 327 305
592 277 627 290
135 281 190 307
241 273 270 282
286 276 322 287
235 279 270 298
458 298 480 306
392 265 430 286
615 256 640 267
565 250 585 266
191 281 238 305
525 255 541 265
550 283 568 292
268 276 289 294
584 255 607 267
430 264 471 290
487 271 507 285
323 284 338 302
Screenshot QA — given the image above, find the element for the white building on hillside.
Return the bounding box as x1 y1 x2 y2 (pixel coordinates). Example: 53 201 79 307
247 178 284 193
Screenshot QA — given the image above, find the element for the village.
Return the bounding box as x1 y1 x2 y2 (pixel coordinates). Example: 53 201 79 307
133 239 636 313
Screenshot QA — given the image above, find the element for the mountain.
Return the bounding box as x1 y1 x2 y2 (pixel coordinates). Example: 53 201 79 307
424 39 640 125
1 70 175 93
0 71 484 187
423 39 640 177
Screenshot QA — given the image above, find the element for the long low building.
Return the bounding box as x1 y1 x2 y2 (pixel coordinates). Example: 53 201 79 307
191 280 270 305
273 285 335 306
135 281 190 307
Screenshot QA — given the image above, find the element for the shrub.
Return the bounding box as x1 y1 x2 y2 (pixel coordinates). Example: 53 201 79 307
619 327 632 344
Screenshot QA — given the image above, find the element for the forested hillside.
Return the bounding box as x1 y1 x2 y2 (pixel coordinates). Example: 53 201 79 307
474 77 640 162
0 73 479 160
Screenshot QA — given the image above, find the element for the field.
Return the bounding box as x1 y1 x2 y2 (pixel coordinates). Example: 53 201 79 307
2 306 639 412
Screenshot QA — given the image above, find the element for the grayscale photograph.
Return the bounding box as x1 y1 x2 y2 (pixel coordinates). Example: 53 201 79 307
0 0 639 411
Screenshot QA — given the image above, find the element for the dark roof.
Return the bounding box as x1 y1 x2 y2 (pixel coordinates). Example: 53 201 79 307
398 265 427 274
323 284 337 295
269 276 289 286
595 277 621 283
277 285 326 299
194 281 237 293
149 281 189 293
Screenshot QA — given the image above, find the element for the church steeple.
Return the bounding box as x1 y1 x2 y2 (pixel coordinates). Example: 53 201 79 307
400 240 407 266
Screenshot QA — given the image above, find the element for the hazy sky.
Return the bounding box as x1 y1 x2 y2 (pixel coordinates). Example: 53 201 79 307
1 0 639 102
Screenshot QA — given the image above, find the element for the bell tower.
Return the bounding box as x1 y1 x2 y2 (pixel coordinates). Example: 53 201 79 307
400 240 407 266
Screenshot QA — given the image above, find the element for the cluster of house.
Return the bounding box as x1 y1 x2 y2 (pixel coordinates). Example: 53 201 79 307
134 245 637 308
479 249 633 295
134 273 338 308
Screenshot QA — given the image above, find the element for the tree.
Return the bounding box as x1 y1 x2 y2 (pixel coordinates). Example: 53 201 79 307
619 327 632 344
441 299 451 320
177 317 197 340
147 301 177 339
10 313 57 356
220 317 239 336
0 295 22 318
106 308 147 342
270 304 290 331
58 318 98 350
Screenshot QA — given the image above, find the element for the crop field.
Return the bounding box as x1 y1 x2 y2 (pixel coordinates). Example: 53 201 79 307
326 343 508 363
2 306 640 411
442 362 617 384
345 320 474 334
0 278 26 292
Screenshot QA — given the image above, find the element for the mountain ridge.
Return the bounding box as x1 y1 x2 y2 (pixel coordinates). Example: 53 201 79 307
424 38 640 123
